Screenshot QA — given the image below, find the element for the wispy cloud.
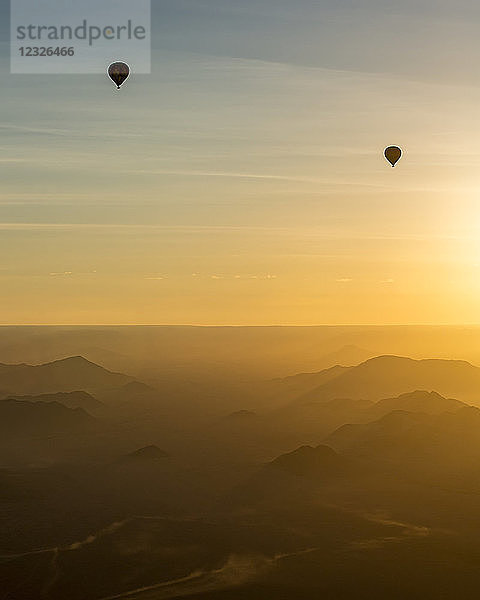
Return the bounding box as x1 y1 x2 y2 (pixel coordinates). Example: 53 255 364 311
127 169 398 190
234 274 278 280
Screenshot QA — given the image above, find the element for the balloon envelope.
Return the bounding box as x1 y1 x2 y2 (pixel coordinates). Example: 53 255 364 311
108 62 130 89
384 146 402 167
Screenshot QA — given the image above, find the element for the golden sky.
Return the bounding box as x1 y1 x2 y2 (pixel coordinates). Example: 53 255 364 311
1 1 480 325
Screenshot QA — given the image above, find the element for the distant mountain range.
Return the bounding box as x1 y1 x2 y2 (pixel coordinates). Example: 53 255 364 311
269 444 351 478
0 356 133 396
2 353 480 474
4 391 103 414
0 398 95 437
266 354 480 416
212 356 480 462
271 385 469 443
293 355 480 405
269 357 480 422
247 391 467 485
267 365 351 404
238 354 480 463
231 443 354 508
363 390 464 420
326 404 480 466
238 388 480 505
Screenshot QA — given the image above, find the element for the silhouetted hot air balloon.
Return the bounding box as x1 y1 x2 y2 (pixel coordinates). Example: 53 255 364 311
108 62 130 89
384 146 402 168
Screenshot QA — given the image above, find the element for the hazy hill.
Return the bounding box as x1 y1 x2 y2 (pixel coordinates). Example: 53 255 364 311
326 410 430 457
231 444 353 509
294 356 480 406
0 398 95 437
326 406 480 474
269 444 351 478
4 391 103 414
363 390 465 421
270 386 469 448
265 364 351 405
0 356 133 396
121 445 169 462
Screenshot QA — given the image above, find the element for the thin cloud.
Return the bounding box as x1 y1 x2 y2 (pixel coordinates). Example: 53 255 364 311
234 274 278 280
127 169 397 190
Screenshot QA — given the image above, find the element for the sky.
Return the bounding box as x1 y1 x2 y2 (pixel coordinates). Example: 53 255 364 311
1 0 480 325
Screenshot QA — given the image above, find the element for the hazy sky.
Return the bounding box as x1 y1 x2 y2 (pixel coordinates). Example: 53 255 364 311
1 0 480 325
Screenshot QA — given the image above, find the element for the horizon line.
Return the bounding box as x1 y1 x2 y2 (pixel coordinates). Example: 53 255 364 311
1 323 480 328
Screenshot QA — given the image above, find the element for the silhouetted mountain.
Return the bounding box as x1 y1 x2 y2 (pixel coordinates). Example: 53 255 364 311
4 391 103 414
271 386 470 449
231 444 353 510
259 347 371 405
266 364 351 405
269 444 351 478
326 410 429 456
0 356 133 396
122 445 169 462
326 405 480 471
363 390 465 421
294 356 480 406
0 398 95 437
5 329 480 600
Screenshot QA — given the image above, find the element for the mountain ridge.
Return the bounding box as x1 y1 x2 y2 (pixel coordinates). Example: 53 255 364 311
0 356 134 396
292 355 480 406
3 390 103 413
0 398 95 437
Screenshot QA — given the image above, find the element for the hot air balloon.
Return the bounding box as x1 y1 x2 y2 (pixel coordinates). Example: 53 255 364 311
108 62 130 89
384 146 402 168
